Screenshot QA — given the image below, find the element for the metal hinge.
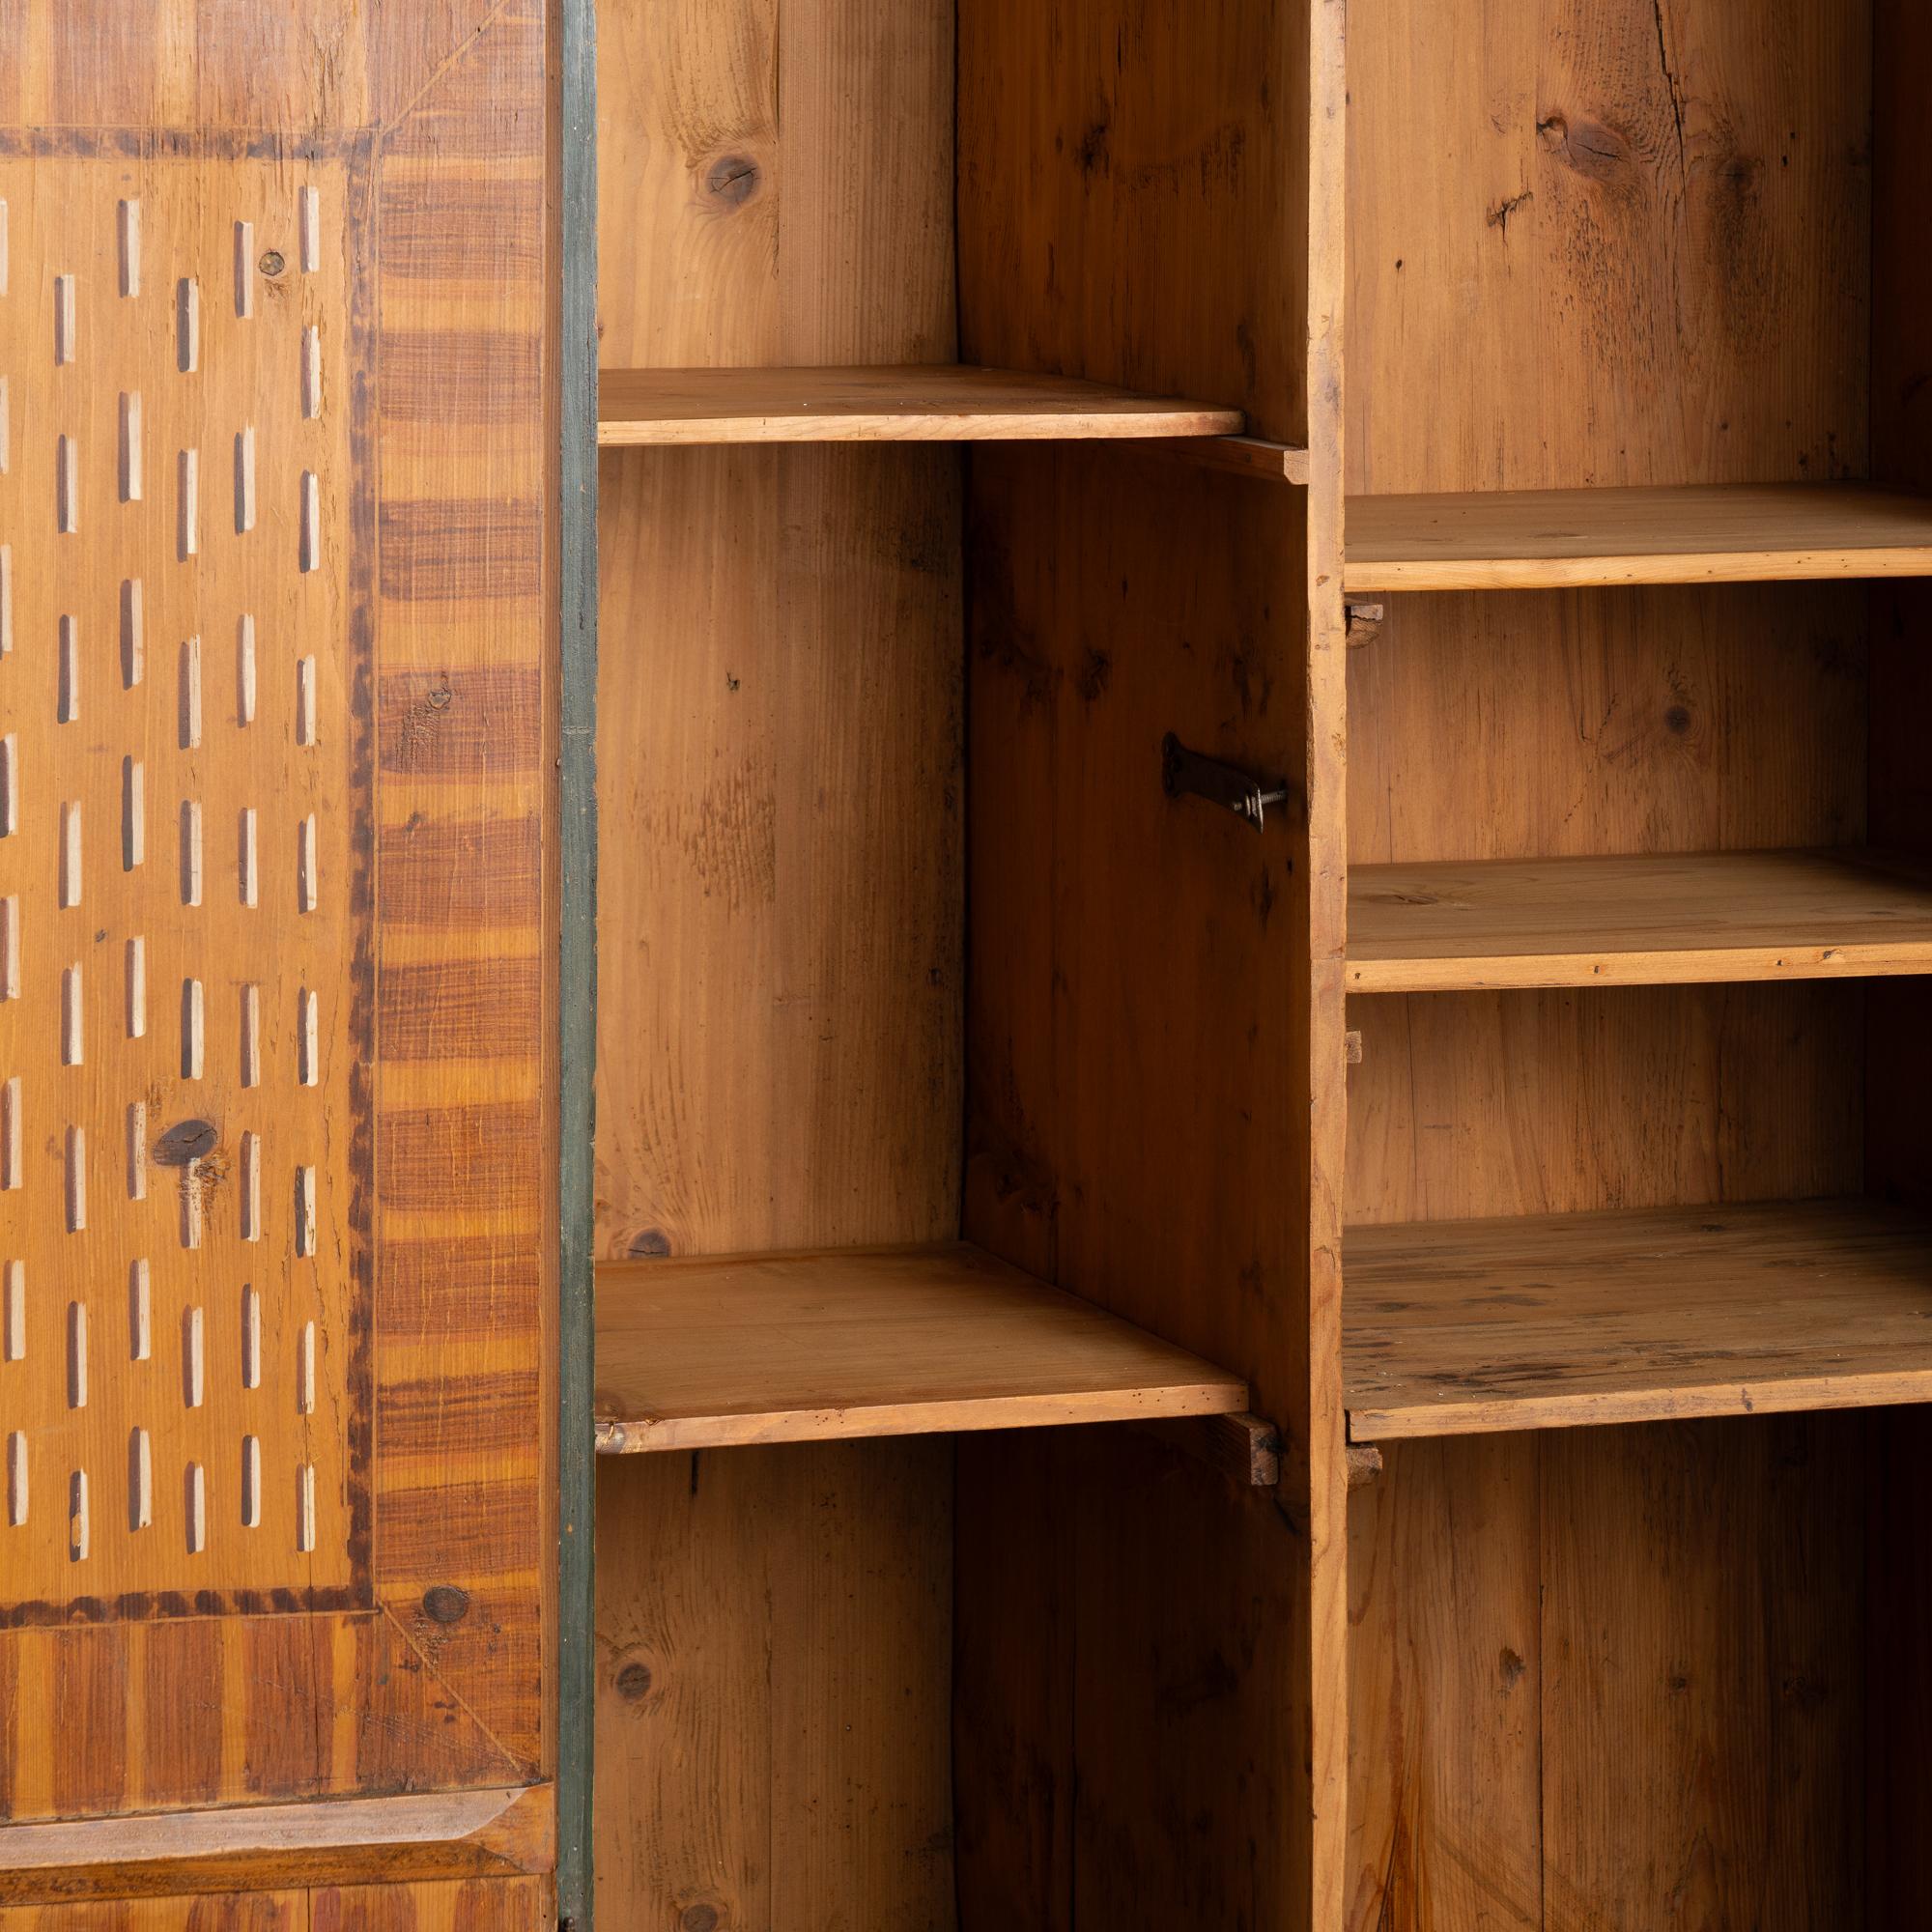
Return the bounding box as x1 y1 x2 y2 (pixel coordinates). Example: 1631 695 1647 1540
1161 733 1299 833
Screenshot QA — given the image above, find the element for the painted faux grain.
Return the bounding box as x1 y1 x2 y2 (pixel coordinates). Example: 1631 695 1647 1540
0 0 555 1872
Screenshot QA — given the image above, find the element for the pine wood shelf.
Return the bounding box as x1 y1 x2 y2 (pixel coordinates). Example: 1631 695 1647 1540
598 365 1245 445
1345 1199 1932 1440
1348 848 1932 992
1343 483 1932 591
593 1243 1249 1451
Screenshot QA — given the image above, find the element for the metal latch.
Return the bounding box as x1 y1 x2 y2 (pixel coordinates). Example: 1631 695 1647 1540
1161 734 1297 833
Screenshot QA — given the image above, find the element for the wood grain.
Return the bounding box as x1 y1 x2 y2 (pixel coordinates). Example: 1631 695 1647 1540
958 439 1321 1925
595 1443 954 1932
1346 582 1868 869
0 0 556 1848
1347 0 1870 494
955 1428 1307 1932
957 0 1311 442
591 0 964 1922
1539 1418 1862 1928
0 1877 547 1931
1346 1199 1932 1438
1347 983 1865 1229
1349 848 1932 991
594 442 963 1260
597 364 1241 443
1345 485 1932 591
0 140 363 1617
0 1786 550 1904
1345 1435 1542 1932
594 1244 1247 1451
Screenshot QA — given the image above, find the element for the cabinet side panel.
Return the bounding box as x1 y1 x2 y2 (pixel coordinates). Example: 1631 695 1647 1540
1864 10 1932 1921
957 0 1311 438
955 0 1340 1918
957 443 1316 1927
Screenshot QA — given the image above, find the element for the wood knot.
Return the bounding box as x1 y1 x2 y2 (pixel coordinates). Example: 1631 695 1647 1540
154 1119 218 1167
615 1660 653 1701
1664 704 1691 734
703 154 761 208
629 1228 673 1259
681 1908 720 1932
422 1584 470 1626
258 250 286 278
1546 115 1629 182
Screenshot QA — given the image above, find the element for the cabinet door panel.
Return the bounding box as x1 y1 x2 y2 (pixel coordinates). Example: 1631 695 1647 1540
0 0 554 1845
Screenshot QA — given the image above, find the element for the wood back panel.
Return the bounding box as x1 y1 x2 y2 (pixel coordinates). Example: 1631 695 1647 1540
592 0 961 1261
1342 8 1891 1923
1349 1420 1867 1932
590 0 963 1923
0 0 555 1833
1347 0 1871 494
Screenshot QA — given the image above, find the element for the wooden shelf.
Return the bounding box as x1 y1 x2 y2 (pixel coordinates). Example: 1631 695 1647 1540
594 1243 1248 1451
598 364 1244 445
1348 848 1932 993
1343 483 1932 591
1345 1199 1932 1440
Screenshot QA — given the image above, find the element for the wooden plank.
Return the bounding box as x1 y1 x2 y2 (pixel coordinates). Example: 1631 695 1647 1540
593 443 964 1260
595 1443 954 1932
1346 984 1864 1230
1345 1199 1932 1439
957 0 1311 443
1132 1411 1282 1489
0 1877 547 1932
0 1788 550 1904
593 1244 1248 1451
1539 1418 1863 1928
1347 0 1870 495
1152 435 1312 486
1345 485 1932 591
597 364 1242 443
1349 848 1932 991
1345 1435 1542 1932
1346 583 1869 873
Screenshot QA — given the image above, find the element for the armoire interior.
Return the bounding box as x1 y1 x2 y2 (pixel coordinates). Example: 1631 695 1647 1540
586 0 1932 1926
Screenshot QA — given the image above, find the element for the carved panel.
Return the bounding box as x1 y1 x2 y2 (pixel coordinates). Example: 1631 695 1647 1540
0 148 369 1617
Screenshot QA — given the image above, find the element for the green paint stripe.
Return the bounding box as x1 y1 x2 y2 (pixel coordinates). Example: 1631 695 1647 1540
556 0 599 1920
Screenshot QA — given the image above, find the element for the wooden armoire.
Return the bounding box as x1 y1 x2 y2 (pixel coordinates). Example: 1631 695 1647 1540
8 0 1932 1927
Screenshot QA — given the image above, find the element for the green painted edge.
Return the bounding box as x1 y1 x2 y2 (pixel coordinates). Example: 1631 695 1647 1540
556 0 599 1921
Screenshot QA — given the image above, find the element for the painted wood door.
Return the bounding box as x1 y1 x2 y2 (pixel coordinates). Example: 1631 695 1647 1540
0 3 557 1918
